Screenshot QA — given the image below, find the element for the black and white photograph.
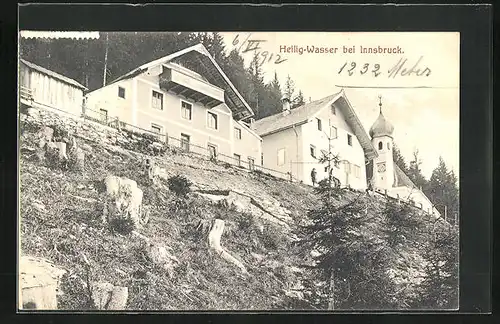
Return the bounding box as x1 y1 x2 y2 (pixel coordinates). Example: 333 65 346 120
18 30 460 311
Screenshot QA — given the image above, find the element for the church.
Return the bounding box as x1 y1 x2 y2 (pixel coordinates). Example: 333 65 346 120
366 97 441 218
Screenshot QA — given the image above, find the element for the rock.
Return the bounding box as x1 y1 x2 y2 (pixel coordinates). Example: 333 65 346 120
26 108 40 118
100 175 146 230
107 286 128 310
19 256 66 310
91 281 114 310
145 242 179 277
250 252 265 263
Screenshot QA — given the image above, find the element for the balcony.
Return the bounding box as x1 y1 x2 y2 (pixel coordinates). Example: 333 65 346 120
159 67 225 108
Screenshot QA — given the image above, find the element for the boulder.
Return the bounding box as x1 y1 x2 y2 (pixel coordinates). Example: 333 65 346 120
144 242 179 278
91 282 129 310
100 175 147 230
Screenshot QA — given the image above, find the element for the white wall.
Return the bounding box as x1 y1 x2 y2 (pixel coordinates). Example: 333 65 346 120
27 69 84 116
388 186 441 217
299 101 368 190
371 135 395 190
260 126 303 179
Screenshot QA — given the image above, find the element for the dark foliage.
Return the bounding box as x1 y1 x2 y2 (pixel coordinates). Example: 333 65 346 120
167 175 192 198
109 217 135 235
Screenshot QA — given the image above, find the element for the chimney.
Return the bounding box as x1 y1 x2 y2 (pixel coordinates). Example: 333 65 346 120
249 118 255 130
282 96 291 116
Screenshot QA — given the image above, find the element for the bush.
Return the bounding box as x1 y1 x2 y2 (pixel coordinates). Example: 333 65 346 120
167 175 192 198
109 217 135 235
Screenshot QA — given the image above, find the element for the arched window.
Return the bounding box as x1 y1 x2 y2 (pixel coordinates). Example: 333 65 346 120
378 141 383 150
387 142 391 150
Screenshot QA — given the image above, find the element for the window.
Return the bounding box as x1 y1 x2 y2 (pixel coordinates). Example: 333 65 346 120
248 157 255 171
207 111 218 130
316 118 322 131
353 164 361 178
344 161 351 174
118 86 125 99
378 141 383 150
234 154 241 167
207 144 217 160
99 109 108 123
261 153 264 166
330 126 338 139
332 105 336 115
310 145 317 158
181 133 190 152
152 90 163 110
347 134 353 146
181 101 192 120
277 148 286 166
234 127 242 140
151 123 162 140
387 142 391 150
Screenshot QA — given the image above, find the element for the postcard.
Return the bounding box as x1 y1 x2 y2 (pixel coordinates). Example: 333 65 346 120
18 30 459 311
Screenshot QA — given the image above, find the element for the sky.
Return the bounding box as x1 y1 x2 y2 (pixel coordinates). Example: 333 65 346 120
219 32 460 179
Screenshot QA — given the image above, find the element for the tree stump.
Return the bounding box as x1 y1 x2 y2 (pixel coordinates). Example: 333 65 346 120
19 256 66 310
208 219 248 274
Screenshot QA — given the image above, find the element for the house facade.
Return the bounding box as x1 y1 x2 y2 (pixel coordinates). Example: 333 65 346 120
18 59 87 116
254 90 378 190
367 102 441 217
84 44 262 167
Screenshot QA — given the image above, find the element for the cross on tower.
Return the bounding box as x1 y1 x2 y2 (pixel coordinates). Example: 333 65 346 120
378 95 383 114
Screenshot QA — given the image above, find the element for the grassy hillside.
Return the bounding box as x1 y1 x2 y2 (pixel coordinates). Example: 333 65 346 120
19 108 455 311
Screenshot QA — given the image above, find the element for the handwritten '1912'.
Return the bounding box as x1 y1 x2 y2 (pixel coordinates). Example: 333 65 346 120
232 34 288 65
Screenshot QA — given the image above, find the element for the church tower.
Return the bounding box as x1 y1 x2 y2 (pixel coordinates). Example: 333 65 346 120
369 96 395 190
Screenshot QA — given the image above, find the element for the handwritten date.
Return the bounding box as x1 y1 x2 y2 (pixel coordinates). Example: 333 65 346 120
232 34 287 65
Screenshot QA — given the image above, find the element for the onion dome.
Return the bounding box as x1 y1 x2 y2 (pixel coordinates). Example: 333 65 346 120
369 96 394 138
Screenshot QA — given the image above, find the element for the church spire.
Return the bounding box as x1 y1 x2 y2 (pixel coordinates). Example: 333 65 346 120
369 95 394 138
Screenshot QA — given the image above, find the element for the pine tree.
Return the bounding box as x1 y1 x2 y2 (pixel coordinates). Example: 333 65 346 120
414 220 459 309
407 149 427 190
270 71 281 94
425 157 459 223
392 143 409 174
284 74 295 100
299 183 399 310
292 90 305 109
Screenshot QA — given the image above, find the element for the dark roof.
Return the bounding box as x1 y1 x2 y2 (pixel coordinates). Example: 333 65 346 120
369 111 395 138
19 59 87 90
254 90 378 160
254 92 341 136
393 164 417 189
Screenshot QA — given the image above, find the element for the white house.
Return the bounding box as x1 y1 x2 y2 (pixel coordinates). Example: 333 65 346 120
367 99 441 217
18 59 87 116
84 44 262 168
254 90 378 190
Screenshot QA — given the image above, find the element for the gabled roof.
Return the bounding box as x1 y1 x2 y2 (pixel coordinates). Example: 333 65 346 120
254 92 341 137
393 164 417 189
20 59 87 90
254 90 378 160
107 44 254 120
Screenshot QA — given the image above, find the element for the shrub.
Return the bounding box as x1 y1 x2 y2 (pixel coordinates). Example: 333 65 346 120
109 217 135 235
167 175 192 198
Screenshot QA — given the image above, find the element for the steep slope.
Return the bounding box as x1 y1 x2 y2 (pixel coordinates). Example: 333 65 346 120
19 108 440 310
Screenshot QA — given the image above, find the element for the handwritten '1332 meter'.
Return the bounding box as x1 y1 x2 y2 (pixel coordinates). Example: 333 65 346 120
338 56 432 78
